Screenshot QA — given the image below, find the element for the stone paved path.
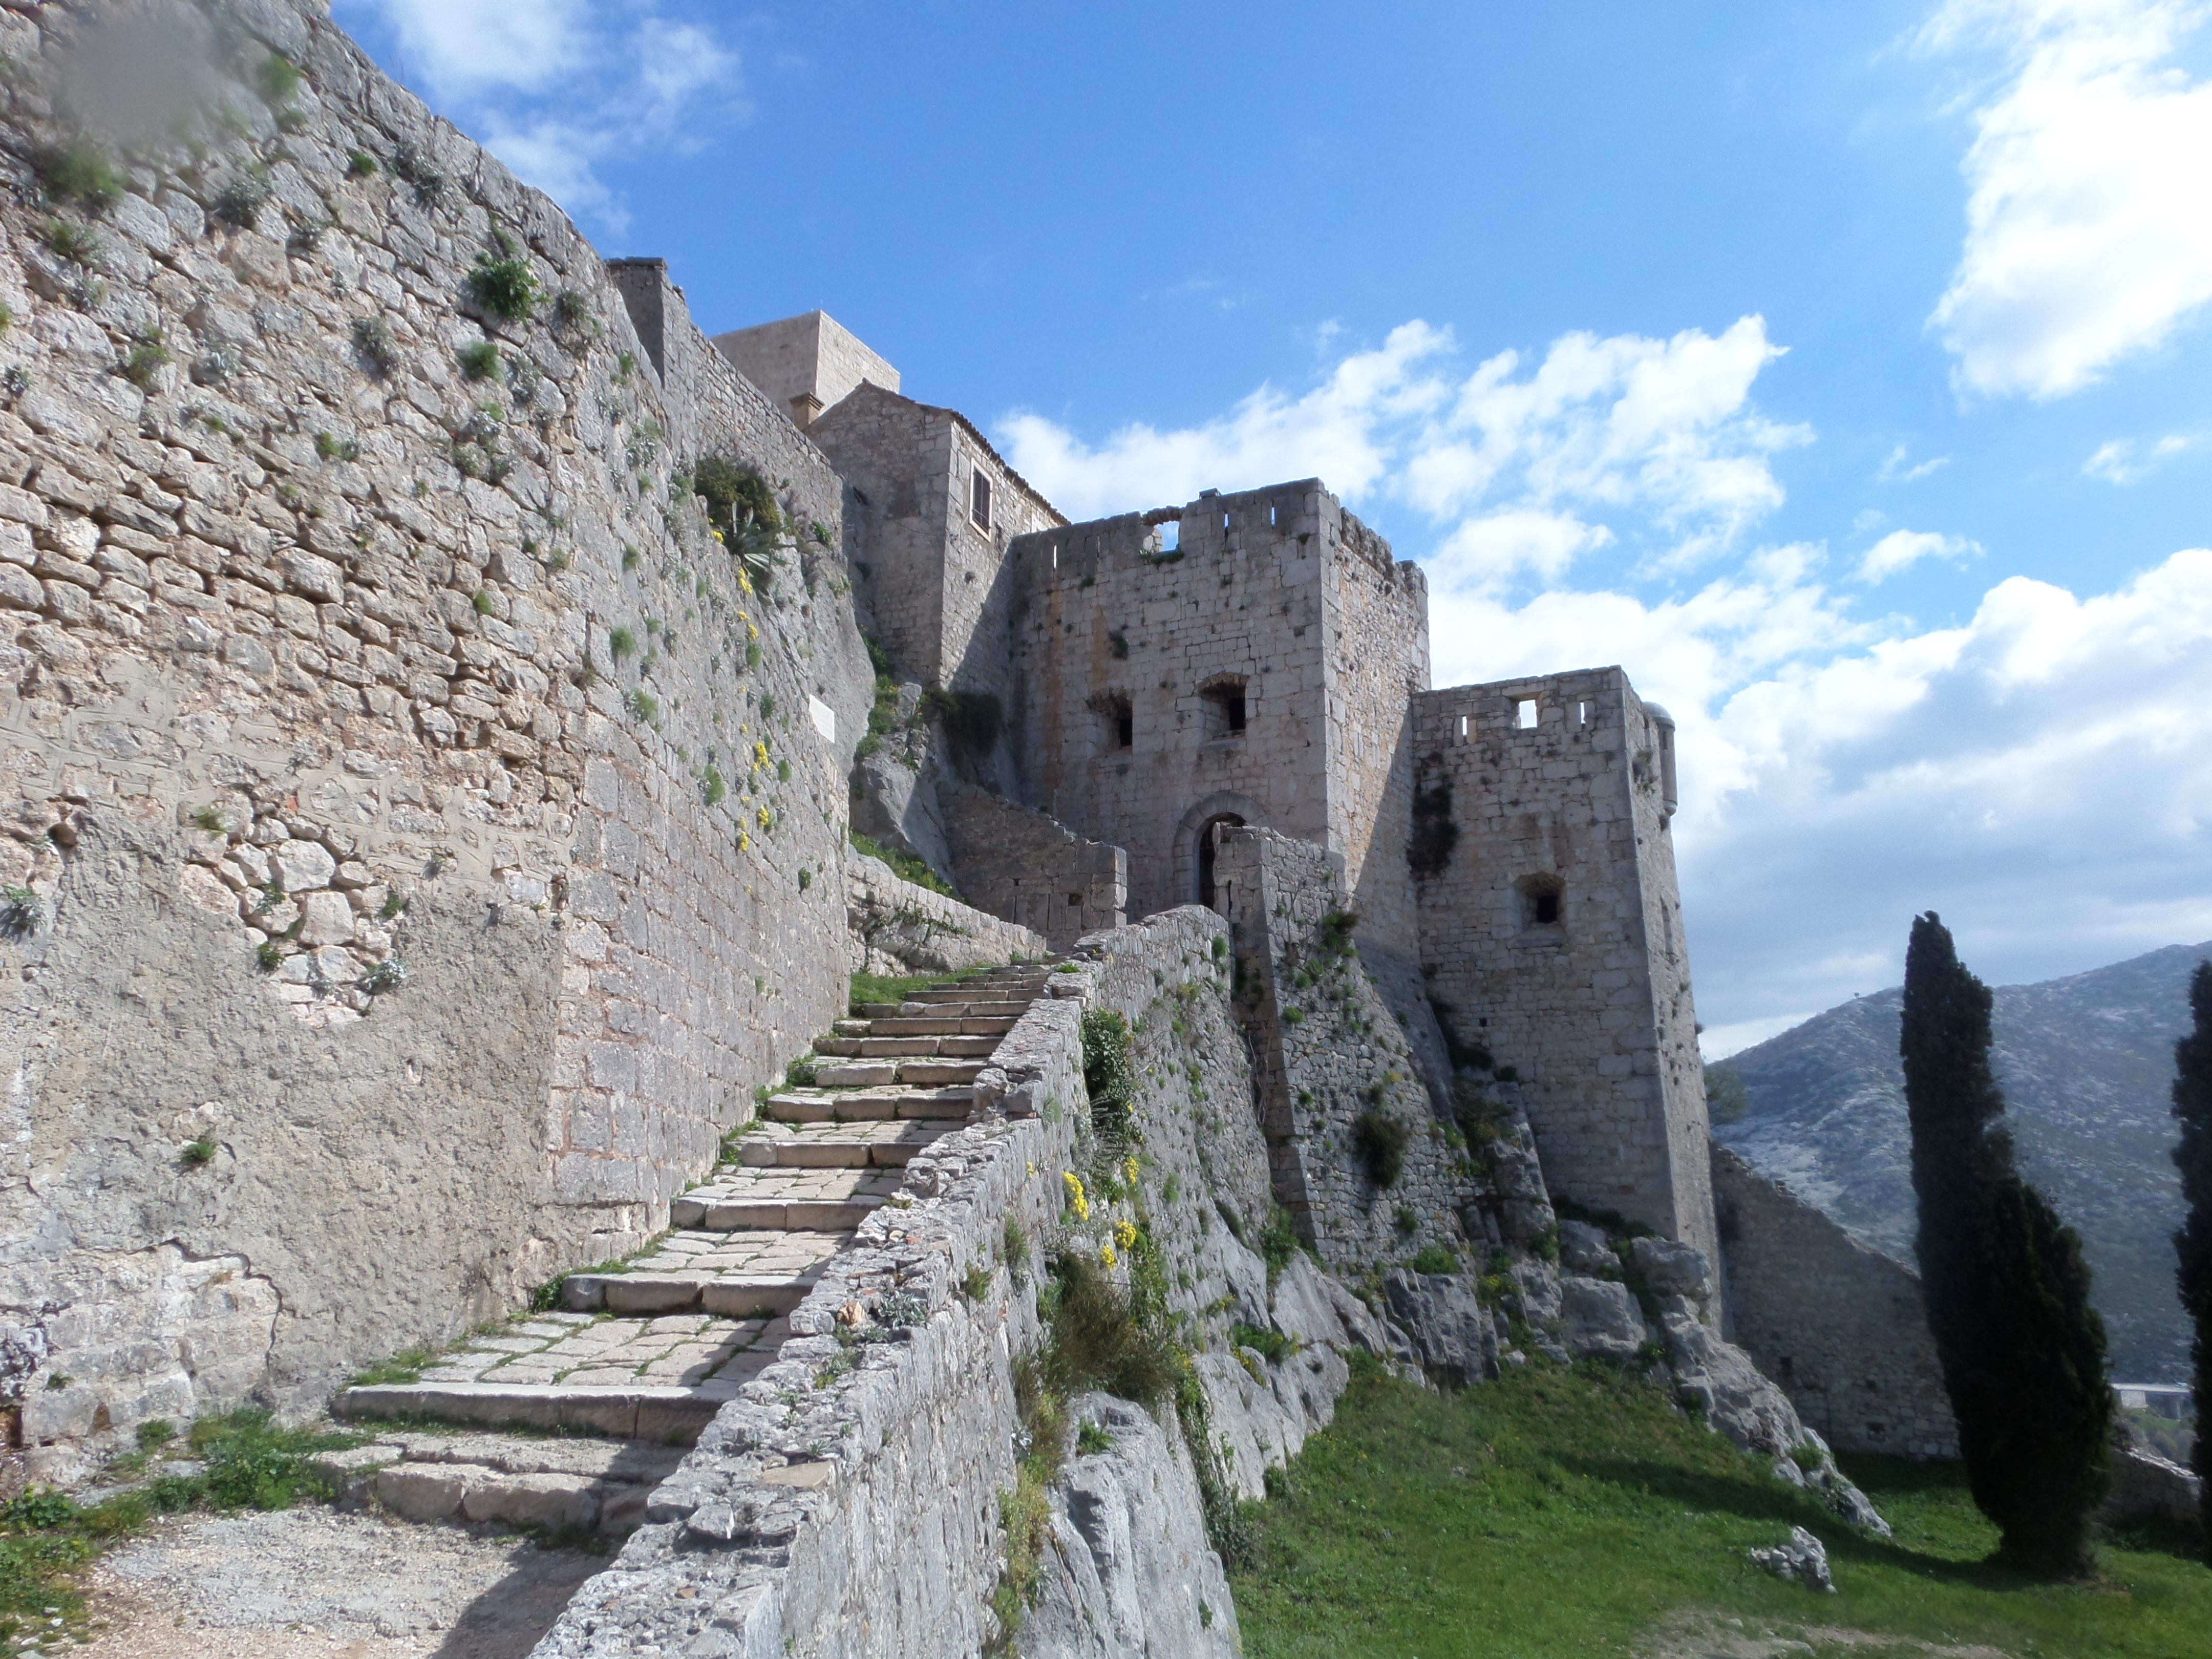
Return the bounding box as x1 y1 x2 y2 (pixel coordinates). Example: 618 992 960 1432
328 964 1054 1536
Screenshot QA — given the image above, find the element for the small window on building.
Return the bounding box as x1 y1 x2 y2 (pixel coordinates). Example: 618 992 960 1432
1268 505 1279 527
1576 700 1589 727
1161 519 1180 553
1517 874 1564 930
1458 713 1471 740
970 467 992 530
1067 891 1083 908
1516 697 1539 730
1222 511 1231 531
1201 677 1247 738
1096 693 1133 751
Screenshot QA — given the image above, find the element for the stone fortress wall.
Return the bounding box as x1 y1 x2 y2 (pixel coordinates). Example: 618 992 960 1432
806 381 1062 710
0 0 875 1468
1411 667 1719 1267
1711 1143 1959 1458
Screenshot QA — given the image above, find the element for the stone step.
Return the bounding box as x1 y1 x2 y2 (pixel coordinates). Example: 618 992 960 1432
320 1431 687 1538
337 1380 737 1444
765 1085 973 1123
815 1036 943 1058
333 1307 794 1441
672 1165 897 1232
563 1227 849 1314
896 1058 986 1086
790 1058 982 1091
735 1119 955 1167
866 1015 1018 1037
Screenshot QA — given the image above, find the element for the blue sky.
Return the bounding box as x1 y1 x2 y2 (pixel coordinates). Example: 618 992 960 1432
334 0 2212 1054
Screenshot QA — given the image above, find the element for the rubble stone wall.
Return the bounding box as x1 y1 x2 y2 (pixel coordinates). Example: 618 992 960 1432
0 0 872 1465
1215 826 1477 1270
844 848 1047 976
941 781 1125 949
1412 667 1718 1268
1711 1143 1958 1459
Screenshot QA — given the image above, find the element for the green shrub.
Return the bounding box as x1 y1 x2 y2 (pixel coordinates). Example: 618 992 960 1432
1076 1418 1113 1455
693 454 782 537
211 178 269 230
783 1053 818 1087
1042 1250 1176 1408
1081 1008 1136 1141
701 766 726 806
352 315 398 376
1411 1244 1460 1275
1233 1321 1293 1364
255 53 303 103
347 150 378 177
179 1135 217 1169
121 334 169 388
35 143 123 212
1353 1109 1408 1188
608 626 637 661
458 339 501 381
314 431 360 462
627 689 658 722
849 830 956 898
468 251 537 321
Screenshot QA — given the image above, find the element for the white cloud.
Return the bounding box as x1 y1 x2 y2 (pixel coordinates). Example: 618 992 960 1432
336 2 745 232
997 322 1452 521
1001 315 1807 582
352 0 587 95
2086 431 2201 480
1858 527 1979 581
1924 0 2212 399
1877 443 1951 482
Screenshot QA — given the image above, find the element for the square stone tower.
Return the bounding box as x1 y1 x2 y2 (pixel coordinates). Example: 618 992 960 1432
710 310 900 430
1001 480 1431 964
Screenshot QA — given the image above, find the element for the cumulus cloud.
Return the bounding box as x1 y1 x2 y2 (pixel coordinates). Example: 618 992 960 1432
1924 0 2212 399
335 1 743 231
1858 527 1980 581
1001 315 1807 583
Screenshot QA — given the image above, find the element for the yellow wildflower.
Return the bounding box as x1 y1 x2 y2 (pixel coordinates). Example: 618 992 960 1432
1121 1155 1140 1189
1062 1172 1089 1221
1114 1219 1138 1251
757 806 773 830
754 741 771 771
737 831 751 852
1100 1243 1117 1269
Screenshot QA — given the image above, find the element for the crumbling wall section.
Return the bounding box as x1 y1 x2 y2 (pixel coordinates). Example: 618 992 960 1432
1711 1143 1957 1459
942 782 1125 949
844 849 1046 976
1412 669 1718 1268
0 0 871 1466
1215 826 1477 1271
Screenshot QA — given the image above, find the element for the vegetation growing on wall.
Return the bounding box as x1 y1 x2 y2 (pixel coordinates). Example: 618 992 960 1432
2169 958 2212 1552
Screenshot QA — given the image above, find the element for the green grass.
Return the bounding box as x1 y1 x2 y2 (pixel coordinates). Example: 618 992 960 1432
849 830 958 897
1232 1358 2212 1658
0 1410 365 1649
848 963 994 1014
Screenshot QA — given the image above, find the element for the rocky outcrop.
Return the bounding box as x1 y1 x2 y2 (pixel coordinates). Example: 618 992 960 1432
1018 1395 1241 1659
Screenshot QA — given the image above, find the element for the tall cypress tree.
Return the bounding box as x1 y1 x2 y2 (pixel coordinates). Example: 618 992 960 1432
2171 960 2212 1554
1902 912 2113 1578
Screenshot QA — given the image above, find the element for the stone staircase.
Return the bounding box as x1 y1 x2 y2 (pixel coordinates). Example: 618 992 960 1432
326 963 1054 1536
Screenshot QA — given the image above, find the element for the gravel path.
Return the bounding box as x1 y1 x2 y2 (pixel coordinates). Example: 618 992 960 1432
67 1507 602 1659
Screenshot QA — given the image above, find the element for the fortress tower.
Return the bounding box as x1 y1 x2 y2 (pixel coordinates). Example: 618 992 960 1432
777 317 1716 1260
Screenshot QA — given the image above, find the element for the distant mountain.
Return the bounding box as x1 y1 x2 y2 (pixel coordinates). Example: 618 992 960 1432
1711 942 2211 1385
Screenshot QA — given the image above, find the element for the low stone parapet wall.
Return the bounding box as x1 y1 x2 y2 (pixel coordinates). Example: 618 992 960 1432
845 850 1048 975
944 784 1126 951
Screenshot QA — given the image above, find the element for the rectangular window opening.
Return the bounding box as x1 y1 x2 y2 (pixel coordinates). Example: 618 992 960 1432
1516 697 1539 730
1050 542 1058 569
1201 679 1247 739
1576 700 1589 727
1222 511 1231 531
1457 712 1470 740
1161 519 1180 552
970 467 992 530
1067 891 1083 908
1268 505 1279 527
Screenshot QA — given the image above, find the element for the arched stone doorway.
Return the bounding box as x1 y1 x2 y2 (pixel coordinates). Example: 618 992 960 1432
1172 792 1269 916
1197 814 1244 910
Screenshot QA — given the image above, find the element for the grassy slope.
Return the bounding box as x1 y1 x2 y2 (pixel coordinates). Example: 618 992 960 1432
1232 1360 2211 1658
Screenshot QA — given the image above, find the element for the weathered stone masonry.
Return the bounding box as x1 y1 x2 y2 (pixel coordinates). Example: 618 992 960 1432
0 0 873 1467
